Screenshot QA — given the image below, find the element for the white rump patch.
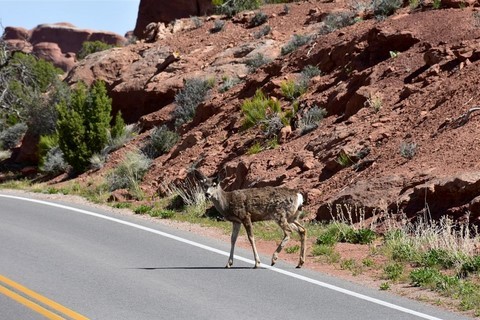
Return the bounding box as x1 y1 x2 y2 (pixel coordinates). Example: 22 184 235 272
296 193 304 210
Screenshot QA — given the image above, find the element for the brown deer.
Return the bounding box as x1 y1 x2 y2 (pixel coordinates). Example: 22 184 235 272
196 170 306 269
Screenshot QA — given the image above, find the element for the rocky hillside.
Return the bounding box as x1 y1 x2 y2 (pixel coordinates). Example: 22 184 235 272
29 1 480 225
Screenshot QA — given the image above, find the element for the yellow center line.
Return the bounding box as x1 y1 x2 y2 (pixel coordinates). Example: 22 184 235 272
0 284 64 320
0 274 89 320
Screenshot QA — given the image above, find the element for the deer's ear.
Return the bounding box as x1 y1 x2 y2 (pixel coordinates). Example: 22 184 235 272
193 169 206 180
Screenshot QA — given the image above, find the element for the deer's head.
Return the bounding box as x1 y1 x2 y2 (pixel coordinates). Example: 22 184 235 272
192 169 221 200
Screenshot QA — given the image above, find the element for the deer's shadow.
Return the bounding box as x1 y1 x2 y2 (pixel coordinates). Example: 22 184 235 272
127 266 262 270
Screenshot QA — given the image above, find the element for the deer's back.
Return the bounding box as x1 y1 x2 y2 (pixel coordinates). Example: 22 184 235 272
225 187 302 223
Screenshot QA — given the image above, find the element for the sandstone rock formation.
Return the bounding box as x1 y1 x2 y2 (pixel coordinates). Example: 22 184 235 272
3 23 126 71
133 0 213 39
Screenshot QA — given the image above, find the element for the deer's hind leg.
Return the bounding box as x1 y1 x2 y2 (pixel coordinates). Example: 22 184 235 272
292 220 306 268
271 218 293 266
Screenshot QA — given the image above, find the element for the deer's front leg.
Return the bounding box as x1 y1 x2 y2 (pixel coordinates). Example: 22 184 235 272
243 218 261 268
226 222 241 268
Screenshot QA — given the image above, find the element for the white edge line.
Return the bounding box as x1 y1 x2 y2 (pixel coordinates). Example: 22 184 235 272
0 194 444 320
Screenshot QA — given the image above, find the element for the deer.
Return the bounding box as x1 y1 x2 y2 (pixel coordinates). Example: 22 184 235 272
195 170 306 269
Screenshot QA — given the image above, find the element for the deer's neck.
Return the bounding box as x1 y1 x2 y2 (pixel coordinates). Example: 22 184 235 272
211 188 230 215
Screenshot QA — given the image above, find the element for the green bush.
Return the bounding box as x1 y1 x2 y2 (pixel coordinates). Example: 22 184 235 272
241 89 281 129
459 255 480 278
149 209 176 219
174 78 214 127
410 267 442 288
77 41 115 60
110 111 126 141
383 262 404 281
419 248 455 269
56 81 112 173
134 204 152 214
280 79 307 101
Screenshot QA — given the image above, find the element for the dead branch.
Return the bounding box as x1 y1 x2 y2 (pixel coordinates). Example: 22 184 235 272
451 106 480 128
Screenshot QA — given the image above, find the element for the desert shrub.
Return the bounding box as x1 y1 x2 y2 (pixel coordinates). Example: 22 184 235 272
38 134 58 164
254 25 271 39
0 122 27 149
148 125 180 157
285 245 300 254
419 248 456 269
41 146 67 174
261 114 284 138
247 141 263 155
281 34 313 55
190 16 204 29
0 51 65 138
106 150 152 195
280 65 321 102
174 78 214 127
280 79 307 101
77 41 115 60
399 141 417 159
298 105 327 134
210 20 226 33
473 12 480 28
373 0 403 18
241 89 281 129
149 209 176 219
56 81 112 173
245 53 271 71
459 255 480 278
134 204 152 214
301 65 322 79
219 76 241 92
106 123 139 154
89 153 107 170
365 94 383 113
249 11 268 27
213 0 261 16
383 262 404 281
320 11 356 34
336 152 353 167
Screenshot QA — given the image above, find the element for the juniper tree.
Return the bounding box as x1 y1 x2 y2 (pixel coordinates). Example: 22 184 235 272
56 81 112 173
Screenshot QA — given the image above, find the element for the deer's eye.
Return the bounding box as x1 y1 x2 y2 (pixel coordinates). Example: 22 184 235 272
212 182 217 187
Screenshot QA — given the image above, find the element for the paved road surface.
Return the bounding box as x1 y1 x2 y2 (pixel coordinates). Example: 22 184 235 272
0 192 472 319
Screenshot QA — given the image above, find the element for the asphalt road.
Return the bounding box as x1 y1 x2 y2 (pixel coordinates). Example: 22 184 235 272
0 192 473 320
